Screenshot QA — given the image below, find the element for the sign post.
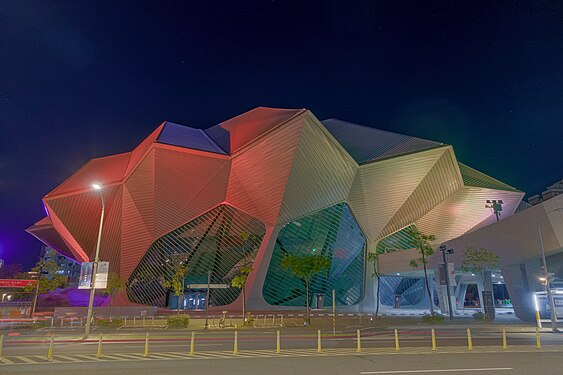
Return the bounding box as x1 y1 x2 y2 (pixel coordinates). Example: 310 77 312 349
439 244 455 320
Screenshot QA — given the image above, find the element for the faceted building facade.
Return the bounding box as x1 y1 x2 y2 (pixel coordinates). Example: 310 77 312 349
27 107 524 311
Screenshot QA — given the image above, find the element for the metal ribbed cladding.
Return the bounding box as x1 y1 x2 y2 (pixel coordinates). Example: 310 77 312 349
379 148 463 239
226 115 306 225
121 150 156 278
153 147 230 238
415 187 525 243
277 115 357 225
125 124 164 177
27 219 77 260
47 153 131 198
458 162 519 192
126 204 265 308
46 186 123 273
376 225 417 254
263 203 365 307
348 147 447 243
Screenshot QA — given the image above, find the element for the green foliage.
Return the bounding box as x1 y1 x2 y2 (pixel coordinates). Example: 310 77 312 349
281 254 330 324
97 318 124 327
472 311 486 320
406 227 436 269
244 312 255 326
231 265 252 290
461 247 499 274
280 254 330 283
22 259 66 295
167 314 190 328
164 263 187 313
104 272 126 317
421 312 445 324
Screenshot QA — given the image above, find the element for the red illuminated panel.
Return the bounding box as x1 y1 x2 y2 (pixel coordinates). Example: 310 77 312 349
0 279 36 288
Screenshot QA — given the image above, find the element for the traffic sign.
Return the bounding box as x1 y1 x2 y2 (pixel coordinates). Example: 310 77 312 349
187 284 229 289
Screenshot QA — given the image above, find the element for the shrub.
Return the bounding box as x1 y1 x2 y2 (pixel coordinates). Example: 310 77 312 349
243 312 254 327
421 312 445 324
167 314 190 328
97 318 124 327
472 311 486 321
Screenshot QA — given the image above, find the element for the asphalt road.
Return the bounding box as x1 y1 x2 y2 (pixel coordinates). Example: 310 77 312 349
2 351 563 375
2 326 562 357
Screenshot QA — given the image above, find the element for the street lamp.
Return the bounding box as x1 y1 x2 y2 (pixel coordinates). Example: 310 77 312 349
485 200 504 222
537 207 563 333
84 183 105 339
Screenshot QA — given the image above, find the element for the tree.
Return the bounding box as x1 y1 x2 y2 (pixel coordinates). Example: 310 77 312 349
280 254 331 325
22 259 66 315
367 252 382 319
406 227 436 314
164 264 187 315
461 247 500 312
103 272 126 319
231 264 253 324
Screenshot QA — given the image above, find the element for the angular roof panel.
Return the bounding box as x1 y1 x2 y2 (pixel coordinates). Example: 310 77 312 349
157 121 227 154
458 163 519 192
205 107 305 153
322 119 443 164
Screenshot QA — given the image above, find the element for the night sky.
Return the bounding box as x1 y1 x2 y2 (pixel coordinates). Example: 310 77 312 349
1 2 563 269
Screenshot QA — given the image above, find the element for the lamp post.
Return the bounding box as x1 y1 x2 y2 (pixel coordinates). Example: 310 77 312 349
84 183 105 339
537 207 563 333
485 200 504 222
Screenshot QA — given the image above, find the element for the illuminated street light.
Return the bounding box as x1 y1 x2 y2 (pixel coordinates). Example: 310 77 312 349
485 200 504 222
84 183 105 339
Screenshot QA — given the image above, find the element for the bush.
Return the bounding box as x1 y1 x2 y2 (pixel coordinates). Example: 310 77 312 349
167 314 190 328
421 312 445 324
243 312 254 327
472 311 486 321
97 318 124 327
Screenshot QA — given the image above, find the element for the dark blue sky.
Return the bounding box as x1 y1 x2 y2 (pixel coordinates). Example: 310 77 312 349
1 1 563 268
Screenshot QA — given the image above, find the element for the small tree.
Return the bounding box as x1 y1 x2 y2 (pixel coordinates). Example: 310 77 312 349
461 247 500 312
22 259 66 315
231 264 253 324
103 272 126 319
280 254 330 325
164 264 187 315
367 252 382 319
406 227 436 314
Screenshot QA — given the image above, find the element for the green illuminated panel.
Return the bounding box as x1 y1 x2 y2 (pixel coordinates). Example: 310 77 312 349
263 203 365 307
127 204 265 307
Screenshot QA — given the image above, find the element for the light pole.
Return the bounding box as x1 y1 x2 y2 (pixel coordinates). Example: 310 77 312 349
537 207 563 333
84 183 105 339
485 200 504 222
439 244 455 320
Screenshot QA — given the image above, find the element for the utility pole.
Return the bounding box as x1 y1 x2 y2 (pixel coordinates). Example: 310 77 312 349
204 270 211 328
439 244 455 320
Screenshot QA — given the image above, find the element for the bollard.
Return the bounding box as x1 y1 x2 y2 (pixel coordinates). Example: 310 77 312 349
272 314 275 326
317 330 322 353
502 329 507 349
97 334 103 358
394 329 400 351
189 331 195 355
47 334 54 361
60 318 64 327
280 315 284 327
0 334 4 357
233 331 239 354
356 329 362 352
143 332 149 357
467 328 473 351
276 330 281 353
263 314 267 327
431 328 437 351
536 327 541 349
124 317 127 326
51 317 54 328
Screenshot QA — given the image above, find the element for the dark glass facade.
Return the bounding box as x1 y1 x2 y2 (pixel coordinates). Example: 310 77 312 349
263 203 366 307
127 204 265 308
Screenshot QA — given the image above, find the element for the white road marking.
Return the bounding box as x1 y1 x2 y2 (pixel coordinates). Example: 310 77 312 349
360 368 513 374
